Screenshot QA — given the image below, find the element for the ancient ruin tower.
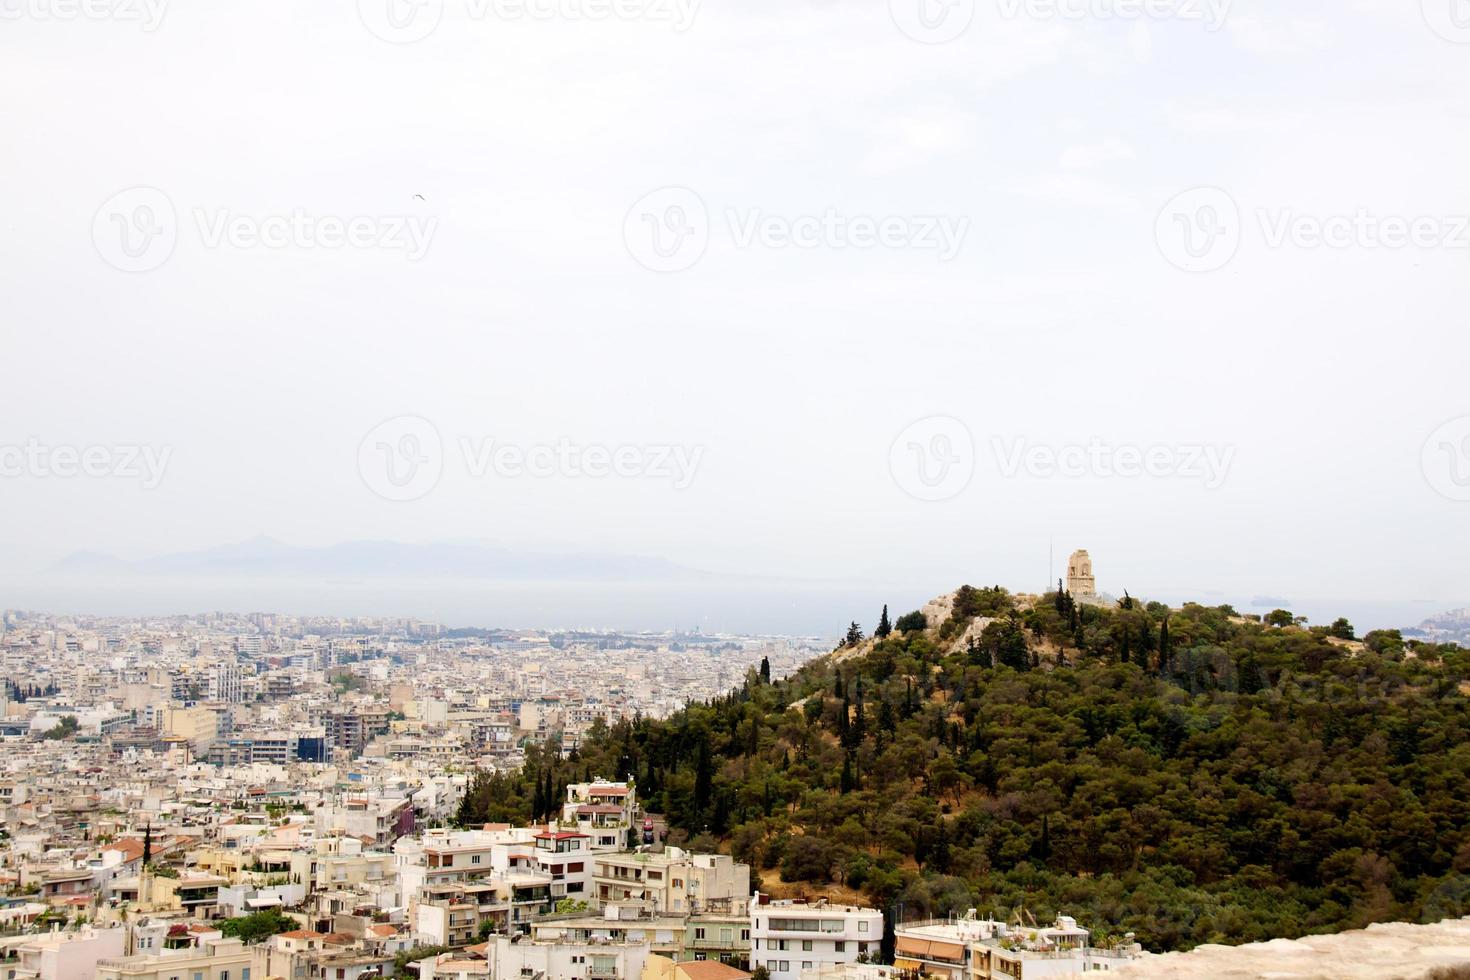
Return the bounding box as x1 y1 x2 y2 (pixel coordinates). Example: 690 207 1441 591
1067 549 1097 599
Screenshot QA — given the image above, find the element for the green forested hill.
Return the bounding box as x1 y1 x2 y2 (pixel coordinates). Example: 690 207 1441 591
461 587 1470 953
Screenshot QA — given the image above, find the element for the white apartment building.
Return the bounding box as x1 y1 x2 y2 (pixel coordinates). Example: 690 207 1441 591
486 933 650 980
750 895 881 980
397 826 591 912
207 665 243 704
562 780 637 851
95 937 253 980
1 927 128 980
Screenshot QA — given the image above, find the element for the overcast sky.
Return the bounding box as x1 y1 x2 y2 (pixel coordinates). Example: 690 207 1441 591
2 0 1469 622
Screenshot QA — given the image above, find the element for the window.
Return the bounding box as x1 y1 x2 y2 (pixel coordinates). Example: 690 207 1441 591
695 928 706 940
221 972 230 980
471 855 481 864
741 930 750 941
568 862 584 872
802 941 812 952
243 969 251 980
835 942 845 953
802 963 813 972
858 921 870 933
779 962 790 973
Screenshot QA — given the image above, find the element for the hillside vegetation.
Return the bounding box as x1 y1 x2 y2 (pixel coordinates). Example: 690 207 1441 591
477 587 1470 953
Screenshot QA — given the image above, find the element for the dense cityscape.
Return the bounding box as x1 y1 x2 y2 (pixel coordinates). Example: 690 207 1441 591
0 609 1142 980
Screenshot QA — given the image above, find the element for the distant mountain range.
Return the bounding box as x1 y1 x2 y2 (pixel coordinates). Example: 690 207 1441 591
50 536 718 582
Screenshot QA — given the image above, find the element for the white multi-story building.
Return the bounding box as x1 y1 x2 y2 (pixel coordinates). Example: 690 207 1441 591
750 894 881 980
562 780 637 851
2 926 128 980
486 933 650 980
208 664 243 704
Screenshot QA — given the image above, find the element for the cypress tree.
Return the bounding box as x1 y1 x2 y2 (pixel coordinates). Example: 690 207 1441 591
876 605 892 639
1159 616 1172 676
694 740 713 813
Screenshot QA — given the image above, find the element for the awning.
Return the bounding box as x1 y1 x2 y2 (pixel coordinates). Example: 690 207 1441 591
896 937 965 962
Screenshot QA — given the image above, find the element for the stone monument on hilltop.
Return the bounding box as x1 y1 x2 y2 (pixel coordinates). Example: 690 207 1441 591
1067 549 1097 599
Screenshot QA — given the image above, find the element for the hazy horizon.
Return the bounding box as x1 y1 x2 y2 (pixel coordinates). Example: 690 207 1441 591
2 531 1455 635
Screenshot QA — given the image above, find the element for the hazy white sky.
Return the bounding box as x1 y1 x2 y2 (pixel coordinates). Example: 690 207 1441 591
2 0 1469 613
